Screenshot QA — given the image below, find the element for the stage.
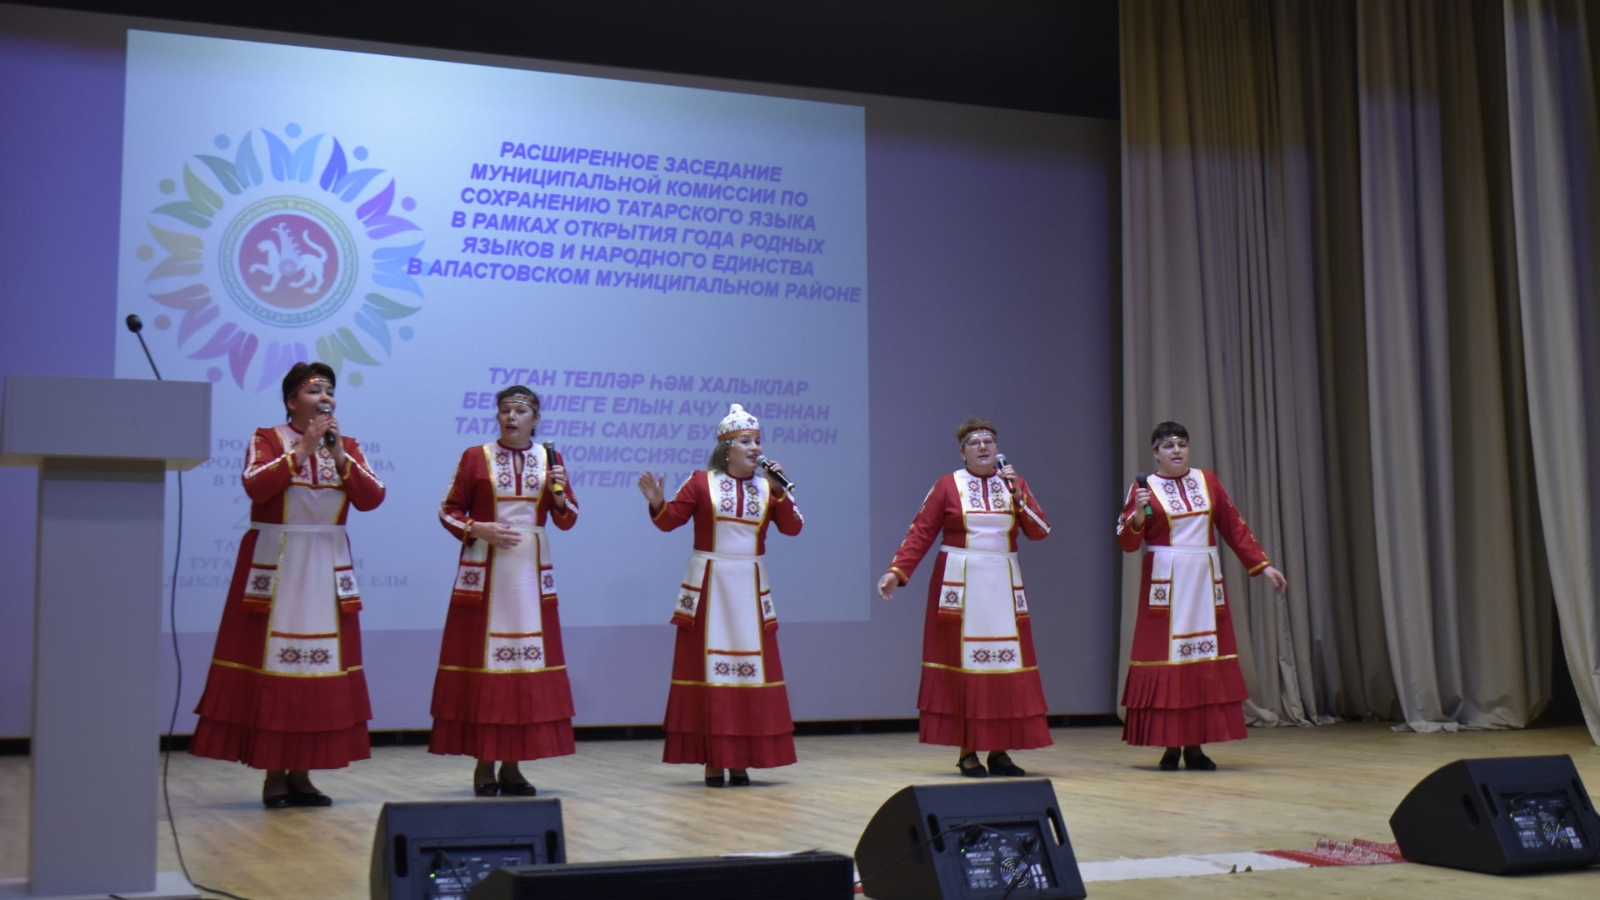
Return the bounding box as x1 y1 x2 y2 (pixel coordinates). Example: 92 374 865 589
2 722 1597 899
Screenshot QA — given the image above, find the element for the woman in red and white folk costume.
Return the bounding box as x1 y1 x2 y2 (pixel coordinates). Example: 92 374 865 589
430 386 577 797
1117 421 1287 771
190 362 385 808
877 417 1052 779
636 403 803 787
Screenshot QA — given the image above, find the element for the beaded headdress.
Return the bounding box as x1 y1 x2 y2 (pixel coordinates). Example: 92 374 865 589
717 403 760 440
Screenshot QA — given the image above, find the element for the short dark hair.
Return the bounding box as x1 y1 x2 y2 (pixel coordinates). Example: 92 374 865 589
1150 421 1189 447
955 416 998 444
495 385 540 410
280 362 336 419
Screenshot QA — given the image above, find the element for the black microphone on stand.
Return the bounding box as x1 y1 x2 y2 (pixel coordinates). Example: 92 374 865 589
1134 473 1154 518
757 455 796 494
124 314 163 380
542 440 565 495
317 402 338 448
995 453 1018 496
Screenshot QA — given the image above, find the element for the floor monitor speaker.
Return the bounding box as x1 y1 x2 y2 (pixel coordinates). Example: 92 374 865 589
854 779 1085 899
1389 755 1599 874
466 850 854 899
370 798 564 900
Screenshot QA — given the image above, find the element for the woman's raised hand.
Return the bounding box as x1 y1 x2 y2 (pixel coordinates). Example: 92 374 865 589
637 472 665 508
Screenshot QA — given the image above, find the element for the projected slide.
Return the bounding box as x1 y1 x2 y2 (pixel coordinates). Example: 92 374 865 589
113 31 868 632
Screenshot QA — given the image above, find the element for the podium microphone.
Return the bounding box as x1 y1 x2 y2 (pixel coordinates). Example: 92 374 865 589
542 440 566 495
124 314 164 380
1134 473 1154 517
757 455 796 494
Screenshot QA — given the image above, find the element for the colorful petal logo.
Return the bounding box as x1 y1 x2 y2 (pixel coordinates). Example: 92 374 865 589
134 123 426 390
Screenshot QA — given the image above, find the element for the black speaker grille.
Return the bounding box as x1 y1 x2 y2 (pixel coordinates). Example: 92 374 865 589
371 798 565 900
469 851 854 900
854 780 1085 900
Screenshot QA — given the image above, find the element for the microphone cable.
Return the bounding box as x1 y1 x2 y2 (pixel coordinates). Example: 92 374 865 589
126 314 258 900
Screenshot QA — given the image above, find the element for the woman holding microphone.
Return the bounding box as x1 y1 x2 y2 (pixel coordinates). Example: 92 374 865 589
878 417 1053 778
637 403 803 787
1116 421 1287 771
190 362 385 807
430 385 578 796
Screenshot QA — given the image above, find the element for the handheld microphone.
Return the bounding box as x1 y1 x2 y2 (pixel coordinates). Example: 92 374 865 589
542 440 565 495
124 314 164 380
995 453 1018 496
757 455 796 494
317 403 338 448
1134 473 1154 517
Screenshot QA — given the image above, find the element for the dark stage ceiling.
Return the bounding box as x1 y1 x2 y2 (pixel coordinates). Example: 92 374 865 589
16 0 1120 119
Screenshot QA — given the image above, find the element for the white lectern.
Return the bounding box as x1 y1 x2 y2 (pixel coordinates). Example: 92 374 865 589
0 375 208 900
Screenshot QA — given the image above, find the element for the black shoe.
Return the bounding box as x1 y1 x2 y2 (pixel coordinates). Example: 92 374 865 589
958 753 988 778
704 772 726 787
286 786 333 807
986 753 1027 777
1158 748 1180 771
1182 747 1217 771
728 769 751 787
474 781 501 797
262 791 293 809
497 777 538 796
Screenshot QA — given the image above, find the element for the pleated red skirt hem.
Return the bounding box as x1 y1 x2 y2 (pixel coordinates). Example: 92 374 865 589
662 732 797 768
193 662 372 731
188 718 370 770
914 665 1051 750
189 659 370 768
662 682 794 734
918 712 1053 751
1120 657 1250 747
1121 702 1248 747
429 718 576 761
1120 658 1248 710
429 668 575 723
661 681 794 768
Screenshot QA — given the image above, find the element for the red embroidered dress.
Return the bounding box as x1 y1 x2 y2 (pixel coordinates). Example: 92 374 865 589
429 441 577 761
1116 468 1270 747
887 469 1053 751
651 470 804 769
190 425 385 770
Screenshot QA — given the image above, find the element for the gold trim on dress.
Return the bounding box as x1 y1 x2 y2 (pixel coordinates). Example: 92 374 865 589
1128 654 1238 667
211 658 361 678
437 664 567 674
920 661 1037 674
669 678 784 688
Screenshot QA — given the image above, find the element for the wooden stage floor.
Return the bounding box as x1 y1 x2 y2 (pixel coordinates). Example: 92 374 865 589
3 722 1598 899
